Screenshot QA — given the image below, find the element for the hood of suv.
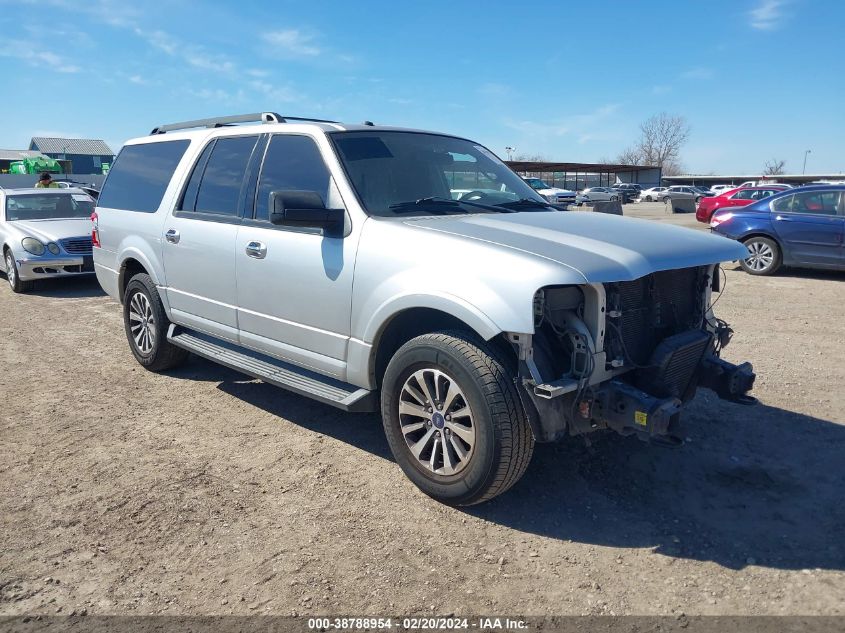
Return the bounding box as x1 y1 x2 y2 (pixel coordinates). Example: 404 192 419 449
404 211 747 282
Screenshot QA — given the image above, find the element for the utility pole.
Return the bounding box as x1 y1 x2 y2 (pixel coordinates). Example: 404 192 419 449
505 146 515 162
802 149 811 175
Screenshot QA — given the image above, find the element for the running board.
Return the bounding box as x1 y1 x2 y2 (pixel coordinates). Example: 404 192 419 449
167 326 377 412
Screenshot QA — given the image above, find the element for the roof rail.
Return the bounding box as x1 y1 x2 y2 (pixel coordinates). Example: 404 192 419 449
149 112 341 135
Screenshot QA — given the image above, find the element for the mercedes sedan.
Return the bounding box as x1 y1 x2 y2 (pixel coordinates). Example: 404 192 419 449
1 188 96 293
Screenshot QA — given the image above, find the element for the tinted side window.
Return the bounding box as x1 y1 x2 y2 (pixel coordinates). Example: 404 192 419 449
194 135 259 216
791 191 840 215
255 135 331 221
771 194 793 213
179 141 215 211
732 189 755 200
98 140 190 212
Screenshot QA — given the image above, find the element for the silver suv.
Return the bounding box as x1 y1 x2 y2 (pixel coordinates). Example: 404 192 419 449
93 112 756 505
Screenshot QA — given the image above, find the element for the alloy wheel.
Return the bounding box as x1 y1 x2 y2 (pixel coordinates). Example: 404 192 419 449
398 368 475 476
5 253 15 288
128 290 156 354
745 240 774 272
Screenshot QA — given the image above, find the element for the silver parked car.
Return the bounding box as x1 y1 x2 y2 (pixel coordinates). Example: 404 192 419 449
93 112 756 506
1 188 96 293
662 185 713 203
575 186 620 204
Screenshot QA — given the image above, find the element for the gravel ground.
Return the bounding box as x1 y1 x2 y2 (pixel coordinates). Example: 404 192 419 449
1 206 844 617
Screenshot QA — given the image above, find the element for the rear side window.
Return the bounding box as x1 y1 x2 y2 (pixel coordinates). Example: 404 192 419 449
255 135 330 221
97 140 190 212
192 135 259 216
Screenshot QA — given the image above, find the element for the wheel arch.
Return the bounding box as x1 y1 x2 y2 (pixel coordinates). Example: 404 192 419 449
117 253 155 303
367 306 514 389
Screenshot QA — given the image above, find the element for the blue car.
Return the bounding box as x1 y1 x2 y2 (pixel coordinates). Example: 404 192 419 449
710 185 845 275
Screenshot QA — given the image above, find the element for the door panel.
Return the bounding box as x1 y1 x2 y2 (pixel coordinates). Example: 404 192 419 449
162 135 259 338
234 133 355 378
771 191 844 267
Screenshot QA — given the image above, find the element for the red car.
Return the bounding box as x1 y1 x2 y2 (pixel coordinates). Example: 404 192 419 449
695 186 790 223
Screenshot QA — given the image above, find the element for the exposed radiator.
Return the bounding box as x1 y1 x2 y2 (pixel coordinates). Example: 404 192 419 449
605 267 704 367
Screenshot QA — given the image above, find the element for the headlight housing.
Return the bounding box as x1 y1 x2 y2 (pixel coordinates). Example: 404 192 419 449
47 242 60 255
21 237 46 256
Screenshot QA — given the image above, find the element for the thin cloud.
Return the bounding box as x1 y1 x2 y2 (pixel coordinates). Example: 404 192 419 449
134 28 236 74
0 41 79 73
680 67 714 80
749 0 790 30
262 30 321 57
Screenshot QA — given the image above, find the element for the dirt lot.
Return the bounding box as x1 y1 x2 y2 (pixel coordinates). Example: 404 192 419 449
2 206 844 617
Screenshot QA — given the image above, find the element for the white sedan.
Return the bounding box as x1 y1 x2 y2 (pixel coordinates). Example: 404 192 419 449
575 187 620 204
638 186 669 202
1 188 96 293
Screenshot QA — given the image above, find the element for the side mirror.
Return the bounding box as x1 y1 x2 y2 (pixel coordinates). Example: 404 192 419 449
269 190 344 236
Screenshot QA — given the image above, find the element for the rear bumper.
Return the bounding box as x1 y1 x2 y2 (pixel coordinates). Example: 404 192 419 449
15 254 93 281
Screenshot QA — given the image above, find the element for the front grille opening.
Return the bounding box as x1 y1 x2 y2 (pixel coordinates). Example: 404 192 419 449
605 266 706 368
60 237 94 255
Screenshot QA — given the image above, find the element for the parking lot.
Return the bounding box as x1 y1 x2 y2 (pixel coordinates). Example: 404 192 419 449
1 203 844 617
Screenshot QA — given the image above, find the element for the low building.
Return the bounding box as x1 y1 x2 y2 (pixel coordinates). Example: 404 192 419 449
506 161 662 190
28 137 115 175
664 173 845 187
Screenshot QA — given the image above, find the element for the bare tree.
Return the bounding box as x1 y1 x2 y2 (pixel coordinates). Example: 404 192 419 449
512 152 548 162
661 159 685 177
615 147 643 166
635 112 691 171
763 158 786 175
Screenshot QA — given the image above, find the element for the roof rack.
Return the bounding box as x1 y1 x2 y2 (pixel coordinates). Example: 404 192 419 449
149 112 340 135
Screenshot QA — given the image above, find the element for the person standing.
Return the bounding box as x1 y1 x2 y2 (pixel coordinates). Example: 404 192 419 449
35 172 59 188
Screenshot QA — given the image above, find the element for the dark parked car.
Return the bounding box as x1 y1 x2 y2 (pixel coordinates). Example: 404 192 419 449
710 185 845 275
610 183 642 203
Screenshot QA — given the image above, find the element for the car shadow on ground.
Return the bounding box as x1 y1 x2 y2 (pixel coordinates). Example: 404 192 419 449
169 355 845 573
14 275 106 298
167 356 392 461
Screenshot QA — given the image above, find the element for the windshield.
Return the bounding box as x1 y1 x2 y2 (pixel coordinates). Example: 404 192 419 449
331 131 549 217
5 193 94 221
524 178 550 190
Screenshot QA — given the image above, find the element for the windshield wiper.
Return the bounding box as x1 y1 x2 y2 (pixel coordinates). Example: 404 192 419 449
389 196 507 215
389 197 467 214
495 198 555 211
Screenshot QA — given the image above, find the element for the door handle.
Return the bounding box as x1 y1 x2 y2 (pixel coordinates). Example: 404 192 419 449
774 215 792 222
245 241 267 259
165 229 180 243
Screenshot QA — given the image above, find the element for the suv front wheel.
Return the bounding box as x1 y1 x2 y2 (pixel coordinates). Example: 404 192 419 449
123 273 189 371
381 331 534 506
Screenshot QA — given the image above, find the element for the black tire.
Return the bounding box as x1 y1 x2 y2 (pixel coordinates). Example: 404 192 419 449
611 195 619 202
381 331 534 506
4 248 33 294
645 195 653 202
123 273 189 371
695 196 702 204
740 236 782 276
662 196 671 203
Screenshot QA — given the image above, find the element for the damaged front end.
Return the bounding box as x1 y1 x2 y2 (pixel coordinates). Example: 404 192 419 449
509 264 756 445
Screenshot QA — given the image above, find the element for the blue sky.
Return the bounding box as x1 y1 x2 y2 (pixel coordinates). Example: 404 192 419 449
1 0 843 175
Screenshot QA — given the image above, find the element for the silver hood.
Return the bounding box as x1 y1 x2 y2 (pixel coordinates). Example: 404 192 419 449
9 218 92 243
404 211 748 282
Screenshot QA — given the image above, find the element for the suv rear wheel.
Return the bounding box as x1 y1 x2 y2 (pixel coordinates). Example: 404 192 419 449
123 273 188 371
381 331 534 506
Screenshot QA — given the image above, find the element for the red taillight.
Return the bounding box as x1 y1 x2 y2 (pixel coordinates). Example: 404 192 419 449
91 211 101 248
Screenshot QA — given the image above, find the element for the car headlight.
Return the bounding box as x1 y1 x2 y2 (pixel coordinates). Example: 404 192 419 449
47 242 61 255
21 237 46 256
